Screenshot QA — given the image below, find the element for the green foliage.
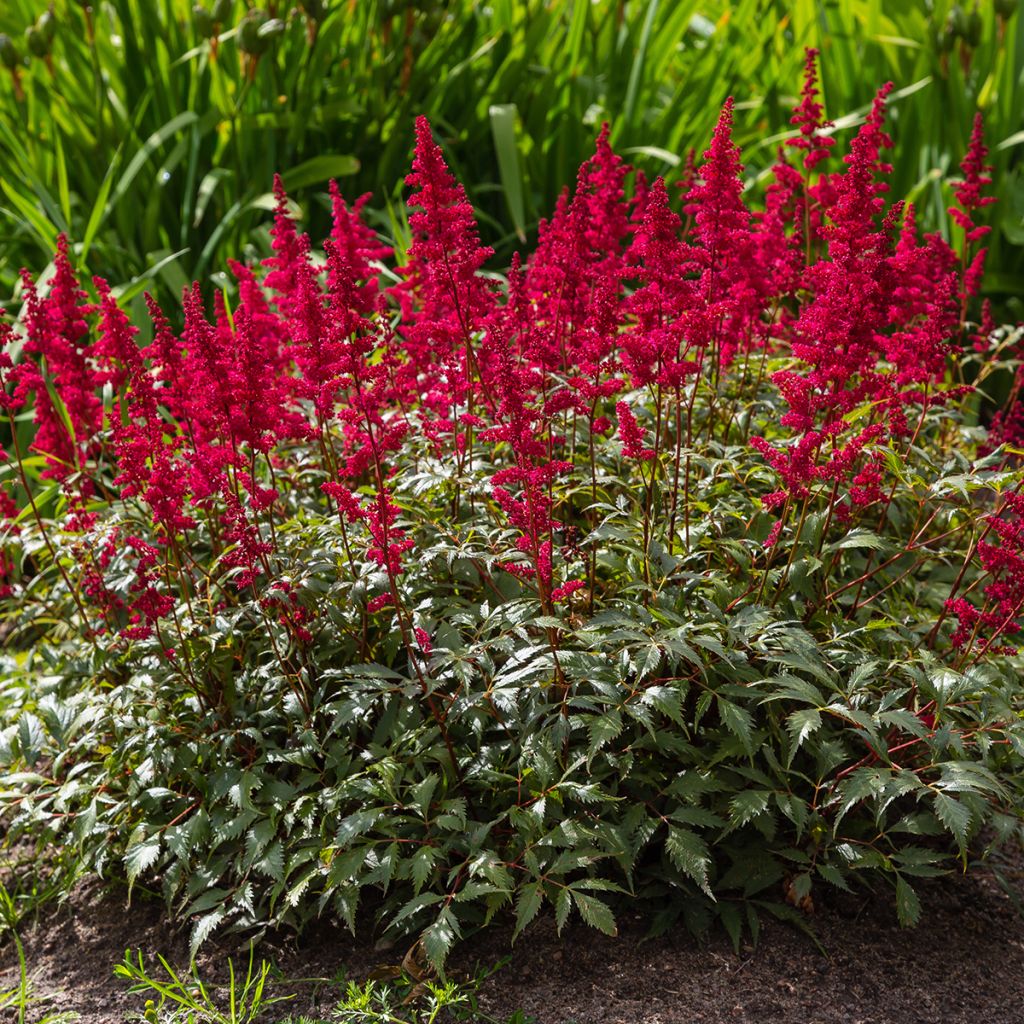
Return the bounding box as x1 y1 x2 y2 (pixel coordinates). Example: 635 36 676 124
3 396 1024 961
0 1 1022 311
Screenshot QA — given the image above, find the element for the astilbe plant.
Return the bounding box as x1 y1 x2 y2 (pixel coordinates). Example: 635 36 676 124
1 53 1023 965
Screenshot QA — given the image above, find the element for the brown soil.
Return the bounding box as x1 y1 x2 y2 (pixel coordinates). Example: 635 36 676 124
2 854 1023 1024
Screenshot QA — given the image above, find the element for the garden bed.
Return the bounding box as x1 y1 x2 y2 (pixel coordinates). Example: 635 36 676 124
5 853 1022 1024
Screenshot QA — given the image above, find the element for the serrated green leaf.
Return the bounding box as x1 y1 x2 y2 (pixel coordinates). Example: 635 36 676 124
256 841 285 882
666 825 714 898
816 862 852 892
932 791 972 855
587 709 623 758
719 902 743 952
718 697 756 754
555 886 572 934
895 875 921 927
729 790 770 828
785 708 821 764
125 835 161 889
571 891 617 936
190 908 227 959
513 882 543 941
420 907 460 972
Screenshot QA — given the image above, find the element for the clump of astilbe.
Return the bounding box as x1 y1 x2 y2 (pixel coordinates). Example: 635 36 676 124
2 73 1024 976
749 61 969 553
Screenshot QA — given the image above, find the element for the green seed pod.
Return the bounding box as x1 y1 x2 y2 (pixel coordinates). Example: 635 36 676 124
211 0 233 23
238 9 270 55
192 4 216 38
995 0 1018 15
257 17 287 41
38 8 57 45
0 34 19 71
937 22 956 53
25 25 49 59
964 6 982 46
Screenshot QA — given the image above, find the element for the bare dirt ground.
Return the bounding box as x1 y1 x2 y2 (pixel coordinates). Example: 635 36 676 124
3 851 1023 1024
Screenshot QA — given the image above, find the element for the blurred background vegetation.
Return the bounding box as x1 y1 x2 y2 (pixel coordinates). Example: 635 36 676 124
0 0 1021 327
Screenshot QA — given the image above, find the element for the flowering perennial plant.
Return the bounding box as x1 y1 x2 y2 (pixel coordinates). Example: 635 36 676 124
2 55 1023 964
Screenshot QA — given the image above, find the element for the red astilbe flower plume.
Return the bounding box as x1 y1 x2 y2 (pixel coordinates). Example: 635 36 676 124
145 294 190 427
221 491 273 590
949 492 1024 654
176 284 239 502
94 280 167 506
366 487 415 591
808 87 894 263
623 177 701 390
19 235 101 478
0 315 27 573
787 85 896 396
262 174 307 319
753 82 973 522
950 113 996 301
757 53 839 290
478 325 572 597
120 534 176 640
572 123 633 280
753 86 894 506
951 113 996 244
523 126 634 376
972 299 997 354
92 276 139 389
787 47 835 171
232 301 304 453
391 116 495 382
320 237 414 480
756 148 808 298
628 167 651 241
110 295 193 534
0 314 27 416
284 231 356 423
685 99 749 271
328 180 391 314
229 259 292 382
616 401 654 462
683 98 763 363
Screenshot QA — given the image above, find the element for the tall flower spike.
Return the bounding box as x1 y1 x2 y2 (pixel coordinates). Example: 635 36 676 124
391 116 495 376
787 47 834 171
0 314 26 415
20 235 101 478
328 180 391 313
826 82 893 257
262 174 306 317
571 122 632 275
623 177 699 388
685 98 749 253
950 113 996 299
951 112 996 240
616 401 654 461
